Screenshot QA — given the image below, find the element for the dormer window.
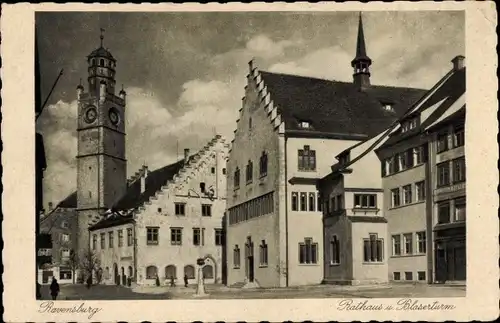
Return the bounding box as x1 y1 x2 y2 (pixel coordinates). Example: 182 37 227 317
338 152 350 166
298 121 311 129
382 103 394 112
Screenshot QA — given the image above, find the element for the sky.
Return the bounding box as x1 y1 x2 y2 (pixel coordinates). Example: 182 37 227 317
36 11 464 209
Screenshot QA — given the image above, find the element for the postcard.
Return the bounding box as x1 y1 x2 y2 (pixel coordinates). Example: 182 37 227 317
1 2 498 322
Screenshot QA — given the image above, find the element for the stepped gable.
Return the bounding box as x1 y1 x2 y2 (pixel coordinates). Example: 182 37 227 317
113 159 186 211
258 71 427 138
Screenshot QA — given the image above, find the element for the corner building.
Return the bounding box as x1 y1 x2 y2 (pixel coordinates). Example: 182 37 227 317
226 14 426 288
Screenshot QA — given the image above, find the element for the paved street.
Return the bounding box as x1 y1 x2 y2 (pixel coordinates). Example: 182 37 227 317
39 283 465 300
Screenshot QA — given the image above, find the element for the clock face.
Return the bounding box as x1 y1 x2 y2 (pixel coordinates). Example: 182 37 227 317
84 106 97 123
109 108 120 125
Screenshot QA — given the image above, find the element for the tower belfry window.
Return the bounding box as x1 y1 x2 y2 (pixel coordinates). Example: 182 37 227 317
100 59 104 66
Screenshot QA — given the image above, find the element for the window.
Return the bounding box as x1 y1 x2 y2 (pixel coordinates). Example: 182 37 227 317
393 154 400 172
215 229 224 246
203 265 214 279
453 124 465 147
437 162 450 187
418 271 426 281
299 121 311 129
259 151 268 177
299 238 318 264
454 198 466 222
403 233 413 255
405 272 413 281
384 157 394 176
184 265 195 279
300 193 307 211
393 272 401 281
259 240 268 266
402 185 412 204
438 201 450 224
147 227 159 245
233 245 241 268
317 192 322 212
437 132 449 153
146 266 157 279
415 181 426 201
234 167 240 189
330 196 336 212
92 234 97 250
99 59 104 66
354 194 377 208
200 182 206 193
211 167 215 174
308 193 316 211
157 207 162 213
118 230 123 247
409 118 417 129
416 231 426 254
193 228 201 246
61 233 70 243
108 232 114 248
453 157 466 183
59 268 72 280
298 145 316 171
202 204 212 217
100 233 105 249
399 152 408 170
406 149 414 168
165 265 176 279
363 234 383 263
246 160 253 183
127 228 133 246
392 235 401 256
330 236 340 265
175 203 186 216
249 117 252 129
413 146 424 165
61 221 69 229
291 192 298 211
391 188 400 207
60 248 70 259
222 168 226 175
170 228 182 245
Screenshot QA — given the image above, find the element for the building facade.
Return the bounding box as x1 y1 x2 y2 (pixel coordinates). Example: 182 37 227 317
39 204 79 284
319 130 395 285
89 136 229 286
226 14 426 288
375 55 466 284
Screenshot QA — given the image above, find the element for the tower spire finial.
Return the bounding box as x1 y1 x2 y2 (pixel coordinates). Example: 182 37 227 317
351 12 372 91
356 12 367 59
100 28 105 47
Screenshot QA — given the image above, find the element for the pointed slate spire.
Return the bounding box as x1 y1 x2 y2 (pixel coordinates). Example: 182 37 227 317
355 12 369 61
351 12 372 91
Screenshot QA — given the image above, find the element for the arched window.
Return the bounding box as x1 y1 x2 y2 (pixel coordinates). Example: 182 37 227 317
99 59 104 66
184 265 195 279
91 58 95 66
146 265 157 279
165 265 177 279
121 266 125 275
105 267 110 280
128 266 133 277
202 264 214 279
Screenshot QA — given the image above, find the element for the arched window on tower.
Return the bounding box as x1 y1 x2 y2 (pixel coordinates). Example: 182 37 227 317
100 59 104 67
91 58 95 66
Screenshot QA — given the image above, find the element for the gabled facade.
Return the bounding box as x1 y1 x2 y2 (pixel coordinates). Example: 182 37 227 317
319 128 396 285
226 14 427 288
89 136 229 286
375 55 466 284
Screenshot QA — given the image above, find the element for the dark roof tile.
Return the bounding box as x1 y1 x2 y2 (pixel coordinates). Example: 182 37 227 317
259 71 427 138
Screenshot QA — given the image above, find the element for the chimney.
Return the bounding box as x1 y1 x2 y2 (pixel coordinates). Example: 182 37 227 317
451 55 465 71
140 165 148 194
48 202 53 211
184 148 190 161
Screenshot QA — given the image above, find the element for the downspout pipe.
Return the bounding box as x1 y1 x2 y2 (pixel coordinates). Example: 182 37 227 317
284 135 289 287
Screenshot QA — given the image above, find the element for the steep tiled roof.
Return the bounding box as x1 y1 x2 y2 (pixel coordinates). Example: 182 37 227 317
59 191 77 208
259 71 427 138
380 67 466 148
113 159 186 210
88 46 115 61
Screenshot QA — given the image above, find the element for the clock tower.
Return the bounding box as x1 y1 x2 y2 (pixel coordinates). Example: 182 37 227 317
76 30 127 262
